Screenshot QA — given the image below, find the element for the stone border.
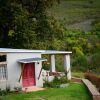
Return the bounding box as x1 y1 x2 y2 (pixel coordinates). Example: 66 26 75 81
82 79 100 100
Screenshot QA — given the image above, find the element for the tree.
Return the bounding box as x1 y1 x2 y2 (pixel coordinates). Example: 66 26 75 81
0 0 60 48
0 0 13 47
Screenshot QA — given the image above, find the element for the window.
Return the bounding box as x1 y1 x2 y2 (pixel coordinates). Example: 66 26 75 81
0 54 7 80
0 55 6 62
0 64 7 80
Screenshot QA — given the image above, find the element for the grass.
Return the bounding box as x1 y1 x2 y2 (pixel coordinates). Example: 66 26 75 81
0 83 92 100
72 71 85 78
48 0 100 24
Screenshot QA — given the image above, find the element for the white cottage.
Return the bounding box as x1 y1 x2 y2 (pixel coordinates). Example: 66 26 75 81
0 48 72 90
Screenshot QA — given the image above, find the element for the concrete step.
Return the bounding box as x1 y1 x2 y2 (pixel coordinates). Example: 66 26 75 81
22 86 45 92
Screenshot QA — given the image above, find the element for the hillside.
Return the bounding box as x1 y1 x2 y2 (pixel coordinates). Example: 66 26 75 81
0 0 100 73
48 0 100 31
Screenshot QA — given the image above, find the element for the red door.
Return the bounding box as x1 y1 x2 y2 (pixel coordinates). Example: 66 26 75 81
22 63 36 87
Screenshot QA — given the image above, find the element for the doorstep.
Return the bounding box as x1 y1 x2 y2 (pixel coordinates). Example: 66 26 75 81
22 86 45 92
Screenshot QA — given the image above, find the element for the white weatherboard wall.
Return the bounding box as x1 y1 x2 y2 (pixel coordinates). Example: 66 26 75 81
7 52 42 89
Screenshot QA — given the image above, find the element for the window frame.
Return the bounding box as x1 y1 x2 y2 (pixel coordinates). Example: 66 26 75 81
0 53 7 81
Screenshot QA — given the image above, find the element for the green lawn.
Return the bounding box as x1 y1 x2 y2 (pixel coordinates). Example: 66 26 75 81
72 71 85 78
0 83 92 100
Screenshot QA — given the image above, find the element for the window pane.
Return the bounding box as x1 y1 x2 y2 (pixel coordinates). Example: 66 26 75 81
0 55 6 62
0 64 7 80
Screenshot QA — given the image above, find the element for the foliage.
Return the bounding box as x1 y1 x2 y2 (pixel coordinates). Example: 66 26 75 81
44 76 68 88
0 85 11 96
0 0 36 48
0 89 7 96
89 52 100 73
0 0 100 73
72 55 88 71
0 0 61 49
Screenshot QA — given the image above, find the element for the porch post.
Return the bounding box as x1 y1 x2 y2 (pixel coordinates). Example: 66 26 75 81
64 54 71 80
50 55 56 72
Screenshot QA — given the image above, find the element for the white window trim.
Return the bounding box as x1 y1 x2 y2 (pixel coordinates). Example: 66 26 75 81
0 64 8 81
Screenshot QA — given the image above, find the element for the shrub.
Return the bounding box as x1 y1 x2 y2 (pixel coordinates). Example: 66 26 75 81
43 80 54 88
72 55 88 71
90 52 100 71
0 89 7 96
60 76 69 84
43 76 68 88
0 85 11 96
6 85 10 93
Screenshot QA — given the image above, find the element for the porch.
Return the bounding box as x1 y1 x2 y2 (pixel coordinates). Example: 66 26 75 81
41 51 72 80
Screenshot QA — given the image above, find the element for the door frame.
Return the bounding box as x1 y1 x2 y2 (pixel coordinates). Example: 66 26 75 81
22 63 36 87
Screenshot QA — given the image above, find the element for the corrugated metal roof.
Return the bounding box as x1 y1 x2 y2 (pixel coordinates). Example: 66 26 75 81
18 58 47 63
0 48 44 53
0 48 72 54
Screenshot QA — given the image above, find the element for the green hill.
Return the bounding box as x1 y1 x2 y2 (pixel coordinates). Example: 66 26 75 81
48 0 100 31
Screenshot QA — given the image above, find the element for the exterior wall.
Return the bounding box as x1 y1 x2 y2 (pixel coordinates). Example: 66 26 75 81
35 62 43 87
0 52 43 90
0 50 72 90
